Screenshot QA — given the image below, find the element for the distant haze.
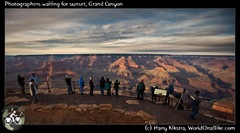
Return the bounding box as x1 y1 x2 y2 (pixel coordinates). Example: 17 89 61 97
5 9 235 55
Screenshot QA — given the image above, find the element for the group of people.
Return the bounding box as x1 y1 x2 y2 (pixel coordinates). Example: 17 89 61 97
99 77 121 97
64 75 121 97
17 73 201 120
17 73 39 103
150 83 201 120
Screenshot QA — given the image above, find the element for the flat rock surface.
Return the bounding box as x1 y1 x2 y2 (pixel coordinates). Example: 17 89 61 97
126 100 140 105
5 89 233 125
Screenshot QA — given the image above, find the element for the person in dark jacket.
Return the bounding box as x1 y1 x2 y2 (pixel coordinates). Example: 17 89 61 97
78 76 85 95
137 80 145 100
17 74 25 94
189 90 201 120
65 74 74 94
151 84 158 103
105 78 112 96
99 76 105 96
164 83 174 104
114 79 120 97
89 77 94 96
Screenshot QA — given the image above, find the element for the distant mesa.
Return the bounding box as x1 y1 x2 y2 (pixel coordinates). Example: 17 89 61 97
109 56 139 77
127 56 138 68
145 67 170 79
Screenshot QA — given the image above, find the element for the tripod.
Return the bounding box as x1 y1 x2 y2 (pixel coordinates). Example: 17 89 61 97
175 92 187 110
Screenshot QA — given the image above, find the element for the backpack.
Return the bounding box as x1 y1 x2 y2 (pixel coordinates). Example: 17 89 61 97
105 82 110 90
138 83 145 92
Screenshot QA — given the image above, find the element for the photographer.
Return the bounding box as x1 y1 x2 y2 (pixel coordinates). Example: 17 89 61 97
189 90 201 120
164 83 174 104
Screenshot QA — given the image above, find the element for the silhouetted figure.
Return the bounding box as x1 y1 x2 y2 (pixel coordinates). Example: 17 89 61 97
105 78 112 96
65 74 74 94
114 79 120 97
151 84 158 103
17 74 25 94
89 77 94 96
78 76 85 95
189 90 201 120
29 79 38 103
164 83 174 104
137 80 145 100
99 77 105 96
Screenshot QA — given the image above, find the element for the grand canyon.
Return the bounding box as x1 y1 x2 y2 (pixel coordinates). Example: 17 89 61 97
5 54 235 100
4 54 236 125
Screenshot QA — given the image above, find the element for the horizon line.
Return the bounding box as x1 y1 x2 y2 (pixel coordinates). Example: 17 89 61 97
5 53 235 57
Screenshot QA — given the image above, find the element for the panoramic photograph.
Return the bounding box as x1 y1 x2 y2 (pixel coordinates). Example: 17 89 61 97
4 8 235 127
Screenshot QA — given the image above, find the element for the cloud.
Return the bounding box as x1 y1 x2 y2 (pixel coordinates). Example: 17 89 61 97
5 9 235 55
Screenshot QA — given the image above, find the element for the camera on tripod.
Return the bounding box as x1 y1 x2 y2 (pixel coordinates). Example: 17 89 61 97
174 88 187 110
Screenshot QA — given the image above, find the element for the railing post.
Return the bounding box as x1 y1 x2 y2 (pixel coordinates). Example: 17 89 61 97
72 81 75 93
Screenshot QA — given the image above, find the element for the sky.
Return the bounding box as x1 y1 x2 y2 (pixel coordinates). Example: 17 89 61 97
5 9 235 55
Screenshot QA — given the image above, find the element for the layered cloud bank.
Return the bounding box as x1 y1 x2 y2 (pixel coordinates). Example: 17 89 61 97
5 9 235 55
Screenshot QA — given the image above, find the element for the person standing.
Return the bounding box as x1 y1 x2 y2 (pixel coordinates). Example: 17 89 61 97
151 84 158 103
189 90 201 120
137 80 145 100
29 79 38 103
17 74 25 94
30 73 38 91
89 77 94 96
105 78 112 96
78 76 85 95
164 83 174 104
65 74 74 94
99 76 105 96
114 79 120 97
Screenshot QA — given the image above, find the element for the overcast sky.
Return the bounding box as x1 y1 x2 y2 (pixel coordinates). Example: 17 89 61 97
5 9 235 55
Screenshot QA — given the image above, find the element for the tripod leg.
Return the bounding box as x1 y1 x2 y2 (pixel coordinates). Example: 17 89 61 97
175 98 181 110
175 94 184 110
